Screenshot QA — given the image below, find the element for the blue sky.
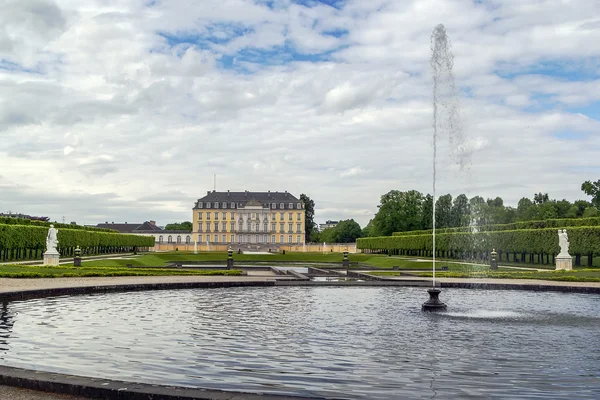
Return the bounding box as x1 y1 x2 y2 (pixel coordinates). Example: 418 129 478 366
0 0 599 226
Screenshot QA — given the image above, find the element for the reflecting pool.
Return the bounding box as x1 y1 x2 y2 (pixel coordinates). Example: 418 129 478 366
0 287 599 399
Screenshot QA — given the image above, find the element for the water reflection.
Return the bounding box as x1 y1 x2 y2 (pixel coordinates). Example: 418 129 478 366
0 287 599 399
0 301 14 352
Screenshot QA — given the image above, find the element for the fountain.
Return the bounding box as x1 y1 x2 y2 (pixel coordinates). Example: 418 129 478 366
423 24 468 311
194 240 198 254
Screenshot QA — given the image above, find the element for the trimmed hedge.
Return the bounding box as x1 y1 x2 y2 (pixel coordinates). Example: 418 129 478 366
392 217 600 236
359 226 600 257
0 217 117 233
0 224 154 261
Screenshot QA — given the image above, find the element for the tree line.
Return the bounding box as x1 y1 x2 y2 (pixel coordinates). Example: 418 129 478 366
362 179 600 237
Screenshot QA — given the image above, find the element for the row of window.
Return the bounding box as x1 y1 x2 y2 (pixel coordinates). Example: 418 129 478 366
198 234 303 244
197 222 303 233
197 202 302 210
198 212 303 221
158 235 191 244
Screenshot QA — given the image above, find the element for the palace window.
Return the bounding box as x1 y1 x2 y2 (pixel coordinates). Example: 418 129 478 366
280 212 284 220
198 212 202 220
247 221 251 231
263 223 268 231
186 236 191 244
296 236 301 243
288 203 293 209
230 212 235 219
297 203 302 209
288 235 293 243
168 235 173 243
159 235 163 243
288 223 293 233
214 222 219 232
231 234 235 242
296 223 301 232
263 235 268 243
222 234 226 243
239 221 243 231
198 222 203 231
215 202 219 208
271 222 276 231
230 222 235 231
206 202 211 208
230 202 235 208
223 203 227 209
297 213 302 221
288 213 292 220
271 203 276 209
280 235 284 243
177 236 181 244
206 213 211 220
214 212 219 219
198 202 203 208
279 222 284 232
222 222 226 231
279 203 284 208
271 235 276 243
198 235 202 242
206 234 210 242
222 212 226 220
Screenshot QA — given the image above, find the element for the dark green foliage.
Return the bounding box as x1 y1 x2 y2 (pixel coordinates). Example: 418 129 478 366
392 217 600 236
581 180 600 208
319 219 362 243
0 217 117 233
359 225 600 256
300 193 317 242
164 221 193 231
0 224 154 261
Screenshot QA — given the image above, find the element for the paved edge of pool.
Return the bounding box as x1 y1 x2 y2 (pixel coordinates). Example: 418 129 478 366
0 365 323 400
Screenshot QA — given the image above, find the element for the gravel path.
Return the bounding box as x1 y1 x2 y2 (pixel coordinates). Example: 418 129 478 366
0 385 87 400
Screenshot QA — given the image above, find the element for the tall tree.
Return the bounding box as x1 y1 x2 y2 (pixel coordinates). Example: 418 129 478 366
300 193 316 242
421 194 433 230
533 192 550 205
372 190 424 235
435 194 453 228
516 197 536 221
361 219 376 237
334 219 363 243
450 194 470 227
165 221 193 231
581 180 600 208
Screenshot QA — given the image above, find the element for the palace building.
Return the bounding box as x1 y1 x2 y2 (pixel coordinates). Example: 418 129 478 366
193 190 305 245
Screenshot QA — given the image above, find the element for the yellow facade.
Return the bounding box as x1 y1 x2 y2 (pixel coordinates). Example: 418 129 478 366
192 191 305 245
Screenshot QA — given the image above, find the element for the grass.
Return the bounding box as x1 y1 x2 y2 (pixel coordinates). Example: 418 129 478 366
407 269 600 282
0 264 242 278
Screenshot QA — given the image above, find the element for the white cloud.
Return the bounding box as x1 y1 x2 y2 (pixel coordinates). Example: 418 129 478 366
0 0 598 227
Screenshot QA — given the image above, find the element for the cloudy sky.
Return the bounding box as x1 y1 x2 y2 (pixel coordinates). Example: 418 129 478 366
1 0 599 227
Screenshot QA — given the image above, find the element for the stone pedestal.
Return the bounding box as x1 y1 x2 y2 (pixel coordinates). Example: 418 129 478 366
73 257 82 267
555 254 572 271
227 258 234 269
43 251 60 266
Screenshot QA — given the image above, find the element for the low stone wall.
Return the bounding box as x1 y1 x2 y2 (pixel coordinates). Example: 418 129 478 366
152 243 358 253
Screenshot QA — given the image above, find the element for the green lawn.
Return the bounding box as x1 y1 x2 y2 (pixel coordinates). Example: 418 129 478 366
371 269 600 282
0 264 242 278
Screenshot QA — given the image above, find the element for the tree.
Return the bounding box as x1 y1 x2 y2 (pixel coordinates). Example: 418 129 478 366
533 192 550 205
164 221 193 231
435 194 453 228
450 194 470 227
516 197 536 221
469 196 486 225
300 194 316 242
361 219 376 237
555 199 572 219
583 207 599 217
372 190 424 235
421 194 433 230
581 180 600 209
335 219 363 243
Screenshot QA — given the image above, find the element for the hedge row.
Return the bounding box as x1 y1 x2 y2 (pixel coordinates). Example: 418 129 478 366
0 217 117 233
359 226 600 256
392 217 600 236
0 224 154 261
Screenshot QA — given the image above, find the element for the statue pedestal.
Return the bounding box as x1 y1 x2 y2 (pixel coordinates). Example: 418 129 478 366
43 251 60 266
555 254 572 271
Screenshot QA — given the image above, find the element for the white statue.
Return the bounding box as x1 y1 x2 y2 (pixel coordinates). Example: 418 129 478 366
558 229 569 256
46 225 59 253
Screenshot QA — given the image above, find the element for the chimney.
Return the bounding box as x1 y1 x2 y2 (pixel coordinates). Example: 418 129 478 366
149 220 156 226
227 190 230 196
207 191 211 195
105 221 108 224
125 222 127 224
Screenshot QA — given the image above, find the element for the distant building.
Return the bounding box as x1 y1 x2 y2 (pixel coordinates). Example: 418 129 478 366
319 220 339 231
193 190 305 245
94 221 192 245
